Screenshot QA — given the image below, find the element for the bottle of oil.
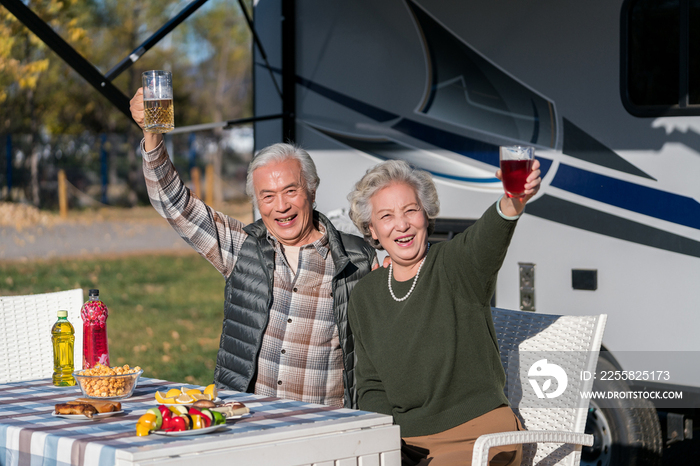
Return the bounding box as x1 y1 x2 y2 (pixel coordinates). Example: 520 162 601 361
51 310 76 386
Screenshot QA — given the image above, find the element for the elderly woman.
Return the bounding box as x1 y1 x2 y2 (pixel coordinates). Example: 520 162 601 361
347 159 541 466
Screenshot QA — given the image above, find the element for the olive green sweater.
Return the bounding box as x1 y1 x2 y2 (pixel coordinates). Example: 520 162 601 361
348 203 516 437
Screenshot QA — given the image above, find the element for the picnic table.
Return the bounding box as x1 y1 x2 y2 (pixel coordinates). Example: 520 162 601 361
0 377 401 466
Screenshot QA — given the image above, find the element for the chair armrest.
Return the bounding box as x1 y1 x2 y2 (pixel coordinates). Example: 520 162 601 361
471 431 593 466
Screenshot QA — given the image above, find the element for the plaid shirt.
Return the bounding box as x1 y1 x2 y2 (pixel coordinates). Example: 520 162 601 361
142 140 370 407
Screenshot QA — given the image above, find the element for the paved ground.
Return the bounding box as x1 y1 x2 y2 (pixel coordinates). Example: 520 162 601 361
0 202 253 261
0 221 192 261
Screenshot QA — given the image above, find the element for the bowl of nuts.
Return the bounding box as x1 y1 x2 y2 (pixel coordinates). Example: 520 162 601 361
74 364 143 400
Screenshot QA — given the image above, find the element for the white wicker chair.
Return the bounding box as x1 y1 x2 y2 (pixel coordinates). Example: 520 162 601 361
471 308 607 466
0 289 84 383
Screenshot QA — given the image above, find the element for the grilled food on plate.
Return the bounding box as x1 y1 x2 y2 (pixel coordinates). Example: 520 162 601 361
68 398 122 413
55 398 122 418
55 403 99 418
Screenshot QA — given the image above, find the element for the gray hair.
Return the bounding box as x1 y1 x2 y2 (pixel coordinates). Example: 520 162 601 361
348 160 439 249
246 143 320 205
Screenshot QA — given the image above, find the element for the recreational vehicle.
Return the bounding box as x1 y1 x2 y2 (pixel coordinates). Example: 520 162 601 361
254 1 700 465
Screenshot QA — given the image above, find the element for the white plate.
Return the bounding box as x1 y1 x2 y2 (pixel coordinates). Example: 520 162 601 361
52 410 124 420
161 397 222 407
150 413 250 436
152 424 228 436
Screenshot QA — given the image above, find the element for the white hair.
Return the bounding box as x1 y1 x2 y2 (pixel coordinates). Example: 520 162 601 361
246 143 320 205
348 160 439 249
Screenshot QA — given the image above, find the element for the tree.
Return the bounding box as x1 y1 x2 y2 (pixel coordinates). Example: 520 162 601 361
0 0 253 207
0 0 93 204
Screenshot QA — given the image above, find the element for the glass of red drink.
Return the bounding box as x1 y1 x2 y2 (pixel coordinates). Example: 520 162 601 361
499 145 534 198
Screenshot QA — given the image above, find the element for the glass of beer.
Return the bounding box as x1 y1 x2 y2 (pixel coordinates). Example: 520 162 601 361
142 70 174 133
499 145 534 198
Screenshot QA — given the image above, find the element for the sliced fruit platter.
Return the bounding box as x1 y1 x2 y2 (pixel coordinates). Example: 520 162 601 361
135 401 249 436
154 384 220 405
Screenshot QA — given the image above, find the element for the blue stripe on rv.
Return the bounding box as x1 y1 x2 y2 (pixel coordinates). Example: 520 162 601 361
551 164 700 230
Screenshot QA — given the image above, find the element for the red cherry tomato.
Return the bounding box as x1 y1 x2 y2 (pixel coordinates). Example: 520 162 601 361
158 405 171 418
168 416 187 432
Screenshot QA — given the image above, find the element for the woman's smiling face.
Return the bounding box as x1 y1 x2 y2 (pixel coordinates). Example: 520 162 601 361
369 182 429 269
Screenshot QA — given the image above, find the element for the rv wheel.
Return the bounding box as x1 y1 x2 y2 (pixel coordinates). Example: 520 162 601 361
581 357 662 466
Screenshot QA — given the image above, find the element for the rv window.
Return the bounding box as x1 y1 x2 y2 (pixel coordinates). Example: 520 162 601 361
621 0 700 115
627 0 679 106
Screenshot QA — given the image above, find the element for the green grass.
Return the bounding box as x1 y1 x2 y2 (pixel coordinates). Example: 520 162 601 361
1 253 226 386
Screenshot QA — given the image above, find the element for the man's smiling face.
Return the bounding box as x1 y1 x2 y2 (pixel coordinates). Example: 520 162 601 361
252 158 318 247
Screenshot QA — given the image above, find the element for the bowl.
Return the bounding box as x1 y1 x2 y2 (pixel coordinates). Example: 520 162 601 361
73 369 143 400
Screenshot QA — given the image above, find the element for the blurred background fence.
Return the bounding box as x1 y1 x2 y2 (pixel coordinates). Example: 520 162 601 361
0 126 253 211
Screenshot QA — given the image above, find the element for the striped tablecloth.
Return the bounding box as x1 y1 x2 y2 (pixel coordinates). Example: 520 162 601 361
0 378 393 466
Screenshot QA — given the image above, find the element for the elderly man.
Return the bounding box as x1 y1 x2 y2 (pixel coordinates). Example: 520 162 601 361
130 89 376 408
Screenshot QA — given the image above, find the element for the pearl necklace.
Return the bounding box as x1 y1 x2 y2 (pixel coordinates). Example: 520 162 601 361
388 243 430 302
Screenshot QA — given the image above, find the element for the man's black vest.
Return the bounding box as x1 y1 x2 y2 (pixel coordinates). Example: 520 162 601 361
213 212 375 408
